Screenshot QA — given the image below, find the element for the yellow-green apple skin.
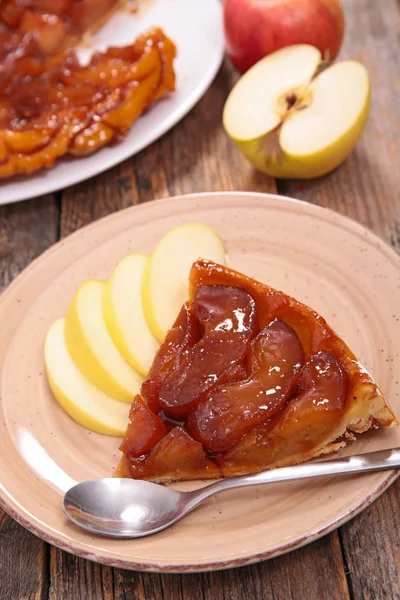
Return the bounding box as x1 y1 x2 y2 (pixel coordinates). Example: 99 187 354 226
103 254 159 377
223 45 371 179
65 279 143 402
142 223 226 342
45 319 130 436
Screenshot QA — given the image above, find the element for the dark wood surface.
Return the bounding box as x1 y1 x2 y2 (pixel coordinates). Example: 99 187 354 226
1 0 400 598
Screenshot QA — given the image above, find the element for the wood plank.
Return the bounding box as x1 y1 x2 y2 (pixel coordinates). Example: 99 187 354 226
0 195 58 600
109 532 349 600
339 481 400 600
0 510 49 600
48 550 114 600
277 0 400 598
0 196 59 292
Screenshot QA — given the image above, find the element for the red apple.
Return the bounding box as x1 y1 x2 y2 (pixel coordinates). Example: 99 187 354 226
223 0 345 73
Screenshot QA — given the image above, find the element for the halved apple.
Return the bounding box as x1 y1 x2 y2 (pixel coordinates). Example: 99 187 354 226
103 254 159 377
223 45 371 178
65 280 143 402
142 223 226 342
45 319 130 435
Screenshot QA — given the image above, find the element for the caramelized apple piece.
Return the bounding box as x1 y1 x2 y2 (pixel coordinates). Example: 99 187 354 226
119 396 167 459
1 126 57 153
159 286 258 419
188 319 304 453
141 305 199 413
221 351 347 474
19 12 66 55
0 0 119 60
126 427 221 482
70 121 115 156
273 351 347 453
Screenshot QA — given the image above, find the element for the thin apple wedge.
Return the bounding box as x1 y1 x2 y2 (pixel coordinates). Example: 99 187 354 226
142 223 226 342
103 254 159 377
65 279 143 402
223 45 371 178
45 319 130 436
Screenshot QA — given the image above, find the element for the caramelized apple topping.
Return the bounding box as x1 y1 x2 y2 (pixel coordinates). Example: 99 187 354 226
116 260 395 483
273 351 347 452
221 351 347 473
158 286 258 419
141 304 199 413
119 395 166 459
0 0 124 93
0 22 176 177
125 426 220 482
188 319 304 452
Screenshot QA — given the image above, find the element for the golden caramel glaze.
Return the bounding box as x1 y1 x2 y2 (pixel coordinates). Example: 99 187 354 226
0 24 176 177
0 0 124 90
141 305 199 414
0 1 124 56
116 260 397 483
159 286 258 419
188 260 396 428
187 318 305 453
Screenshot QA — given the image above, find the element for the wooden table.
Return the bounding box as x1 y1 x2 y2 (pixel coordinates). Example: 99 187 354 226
1 0 400 598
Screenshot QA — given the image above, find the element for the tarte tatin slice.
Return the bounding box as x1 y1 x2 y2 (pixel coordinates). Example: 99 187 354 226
115 259 397 483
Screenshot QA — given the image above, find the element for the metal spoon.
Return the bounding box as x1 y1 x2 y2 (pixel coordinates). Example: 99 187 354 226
63 447 400 538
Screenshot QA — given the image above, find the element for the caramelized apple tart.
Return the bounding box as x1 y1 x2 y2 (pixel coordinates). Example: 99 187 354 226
0 0 125 69
115 259 397 483
0 1 175 177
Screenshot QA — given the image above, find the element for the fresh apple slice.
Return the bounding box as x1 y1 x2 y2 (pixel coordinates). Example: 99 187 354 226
223 45 371 178
65 279 143 402
103 254 159 377
45 319 130 436
142 223 226 342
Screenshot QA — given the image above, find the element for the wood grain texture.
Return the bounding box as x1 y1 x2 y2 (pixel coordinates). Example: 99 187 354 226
133 534 349 600
339 483 400 600
0 196 58 293
0 510 49 600
278 1 400 597
0 195 57 600
49 550 114 600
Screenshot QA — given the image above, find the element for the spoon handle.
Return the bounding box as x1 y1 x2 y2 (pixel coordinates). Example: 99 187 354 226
188 447 400 506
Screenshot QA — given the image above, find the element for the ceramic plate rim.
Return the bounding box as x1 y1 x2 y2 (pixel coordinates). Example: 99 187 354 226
0 191 399 573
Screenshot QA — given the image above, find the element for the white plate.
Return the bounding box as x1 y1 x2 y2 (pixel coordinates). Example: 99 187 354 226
0 0 224 205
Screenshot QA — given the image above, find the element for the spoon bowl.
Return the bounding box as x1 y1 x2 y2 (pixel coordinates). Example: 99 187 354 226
64 478 190 537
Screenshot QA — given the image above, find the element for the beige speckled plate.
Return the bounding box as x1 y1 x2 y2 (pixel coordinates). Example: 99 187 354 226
0 192 399 573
